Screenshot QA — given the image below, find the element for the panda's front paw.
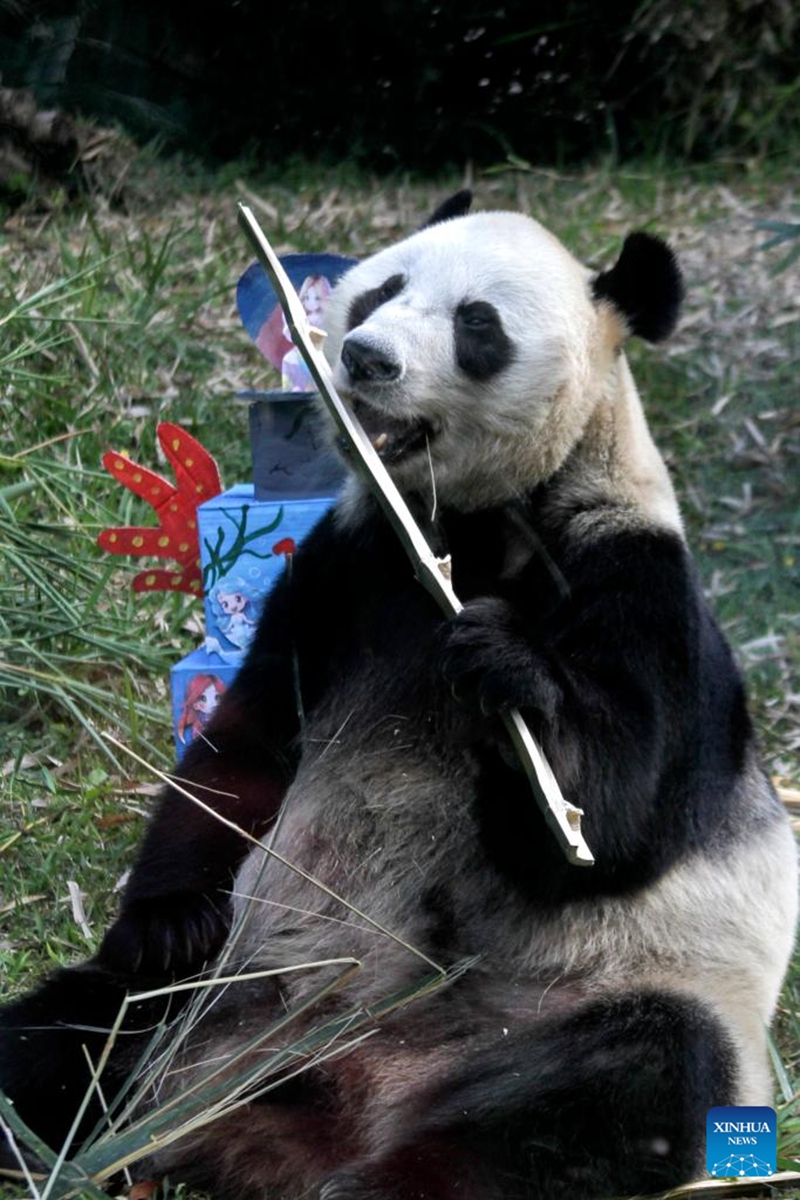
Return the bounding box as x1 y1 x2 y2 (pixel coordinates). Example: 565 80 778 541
96 891 230 978
437 596 561 720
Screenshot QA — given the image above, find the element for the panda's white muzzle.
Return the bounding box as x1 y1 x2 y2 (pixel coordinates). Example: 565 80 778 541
335 334 437 465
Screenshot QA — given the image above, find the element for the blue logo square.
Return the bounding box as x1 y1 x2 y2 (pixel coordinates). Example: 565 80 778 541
706 1107 777 1177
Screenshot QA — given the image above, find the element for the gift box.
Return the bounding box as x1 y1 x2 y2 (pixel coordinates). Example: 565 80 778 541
197 483 335 664
170 646 241 756
245 392 345 502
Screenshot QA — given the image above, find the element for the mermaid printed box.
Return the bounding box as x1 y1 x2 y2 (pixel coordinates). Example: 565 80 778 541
197 484 334 664
170 646 240 757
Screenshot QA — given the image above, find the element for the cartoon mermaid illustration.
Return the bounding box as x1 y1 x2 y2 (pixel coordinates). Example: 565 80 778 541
205 576 261 662
177 674 226 745
280 275 332 391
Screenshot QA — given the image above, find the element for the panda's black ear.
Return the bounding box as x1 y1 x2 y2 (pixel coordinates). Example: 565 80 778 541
421 190 473 229
592 232 684 343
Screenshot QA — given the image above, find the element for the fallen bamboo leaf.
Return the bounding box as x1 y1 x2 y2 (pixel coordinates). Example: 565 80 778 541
0 893 47 915
66 880 93 941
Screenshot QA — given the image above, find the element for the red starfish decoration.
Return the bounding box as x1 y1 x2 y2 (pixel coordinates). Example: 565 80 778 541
97 422 223 595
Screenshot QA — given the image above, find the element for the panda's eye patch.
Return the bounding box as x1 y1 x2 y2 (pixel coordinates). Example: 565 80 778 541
455 301 499 330
347 273 406 331
454 300 515 381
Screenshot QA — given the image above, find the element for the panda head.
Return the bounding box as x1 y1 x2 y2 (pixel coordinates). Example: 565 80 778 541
322 195 682 511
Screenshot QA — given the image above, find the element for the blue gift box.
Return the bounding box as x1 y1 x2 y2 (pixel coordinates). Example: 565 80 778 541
170 646 241 756
197 483 335 664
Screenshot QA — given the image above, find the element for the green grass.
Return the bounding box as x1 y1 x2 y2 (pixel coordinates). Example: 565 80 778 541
0 146 798 1194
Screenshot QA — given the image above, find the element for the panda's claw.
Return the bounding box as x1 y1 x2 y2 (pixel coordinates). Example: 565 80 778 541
97 892 230 979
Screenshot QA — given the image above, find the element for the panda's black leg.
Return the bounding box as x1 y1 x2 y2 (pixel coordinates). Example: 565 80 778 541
0 962 177 1170
321 991 736 1200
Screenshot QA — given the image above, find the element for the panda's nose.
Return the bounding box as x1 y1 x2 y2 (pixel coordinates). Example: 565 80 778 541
341 339 401 384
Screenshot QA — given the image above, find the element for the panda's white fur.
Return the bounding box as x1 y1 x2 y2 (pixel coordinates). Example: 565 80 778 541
0 201 795 1200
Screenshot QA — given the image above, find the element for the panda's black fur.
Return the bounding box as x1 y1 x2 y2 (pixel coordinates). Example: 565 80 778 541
0 195 796 1200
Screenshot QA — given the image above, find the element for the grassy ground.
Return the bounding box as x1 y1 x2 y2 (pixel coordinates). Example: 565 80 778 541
0 137 798 1194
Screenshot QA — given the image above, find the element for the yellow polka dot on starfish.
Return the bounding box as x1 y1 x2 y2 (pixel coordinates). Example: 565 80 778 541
145 574 156 586
172 439 180 451
158 536 170 548
178 542 189 553
132 536 144 548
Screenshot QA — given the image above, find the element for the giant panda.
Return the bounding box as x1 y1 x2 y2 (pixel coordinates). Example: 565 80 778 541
0 192 796 1200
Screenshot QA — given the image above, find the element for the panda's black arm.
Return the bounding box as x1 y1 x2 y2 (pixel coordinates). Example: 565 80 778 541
97 684 298 976
559 546 750 880
440 526 745 884
97 527 331 979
